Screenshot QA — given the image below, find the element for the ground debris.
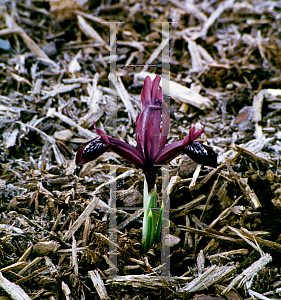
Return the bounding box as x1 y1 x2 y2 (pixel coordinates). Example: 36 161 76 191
0 0 281 299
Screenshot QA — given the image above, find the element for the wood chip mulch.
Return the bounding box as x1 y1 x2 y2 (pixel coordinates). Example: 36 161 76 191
1 0 281 299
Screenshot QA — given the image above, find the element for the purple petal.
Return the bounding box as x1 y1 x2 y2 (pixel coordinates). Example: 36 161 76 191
93 122 109 144
136 105 161 162
94 122 145 167
183 141 218 167
153 127 206 165
135 113 144 157
138 75 164 160
140 75 162 110
159 100 170 151
150 104 162 160
182 127 204 146
107 136 145 167
77 121 145 167
141 76 152 110
76 137 109 165
154 140 183 165
151 75 162 104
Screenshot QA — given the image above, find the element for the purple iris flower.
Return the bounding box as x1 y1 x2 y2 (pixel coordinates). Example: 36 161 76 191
76 75 217 191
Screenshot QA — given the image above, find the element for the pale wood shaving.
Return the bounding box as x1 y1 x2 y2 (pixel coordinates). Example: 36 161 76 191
179 264 236 292
0 272 32 300
77 15 109 51
88 270 109 300
63 196 99 242
107 274 191 289
222 253 272 294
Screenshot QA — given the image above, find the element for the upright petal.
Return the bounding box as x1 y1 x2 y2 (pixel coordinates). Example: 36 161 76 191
158 99 170 152
141 76 152 110
150 102 161 160
138 75 164 160
140 75 162 109
151 75 162 104
136 105 161 162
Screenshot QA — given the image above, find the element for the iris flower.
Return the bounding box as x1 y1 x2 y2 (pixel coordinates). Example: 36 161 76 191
76 75 217 250
76 75 217 191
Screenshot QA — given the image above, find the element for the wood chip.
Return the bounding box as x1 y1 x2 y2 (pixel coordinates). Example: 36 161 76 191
88 270 109 300
0 272 32 300
222 254 272 294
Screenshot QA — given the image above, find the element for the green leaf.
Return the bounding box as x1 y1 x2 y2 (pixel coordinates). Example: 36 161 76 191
142 178 159 250
144 209 153 251
155 202 163 244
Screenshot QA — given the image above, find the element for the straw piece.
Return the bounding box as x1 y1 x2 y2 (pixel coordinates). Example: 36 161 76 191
115 76 138 121
192 0 235 39
168 0 207 22
47 108 96 139
79 73 103 128
42 83 81 100
142 38 169 72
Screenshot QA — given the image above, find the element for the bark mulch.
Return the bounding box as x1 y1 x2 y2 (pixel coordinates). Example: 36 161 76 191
1 0 281 299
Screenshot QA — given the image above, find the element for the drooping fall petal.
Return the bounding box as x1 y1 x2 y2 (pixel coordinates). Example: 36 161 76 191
183 141 218 167
107 136 145 167
153 140 183 165
76 137 109 165
154 127 204 165
76 121 145 167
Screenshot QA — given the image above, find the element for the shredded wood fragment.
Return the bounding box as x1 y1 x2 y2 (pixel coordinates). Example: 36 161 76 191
0 272 32 300
63 196 99 242
107 274 190 288
222 253 272 294
178 265 236 292
88 270 109 300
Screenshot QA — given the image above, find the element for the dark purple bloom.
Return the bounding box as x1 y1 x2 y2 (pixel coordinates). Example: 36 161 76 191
76 75 217 191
